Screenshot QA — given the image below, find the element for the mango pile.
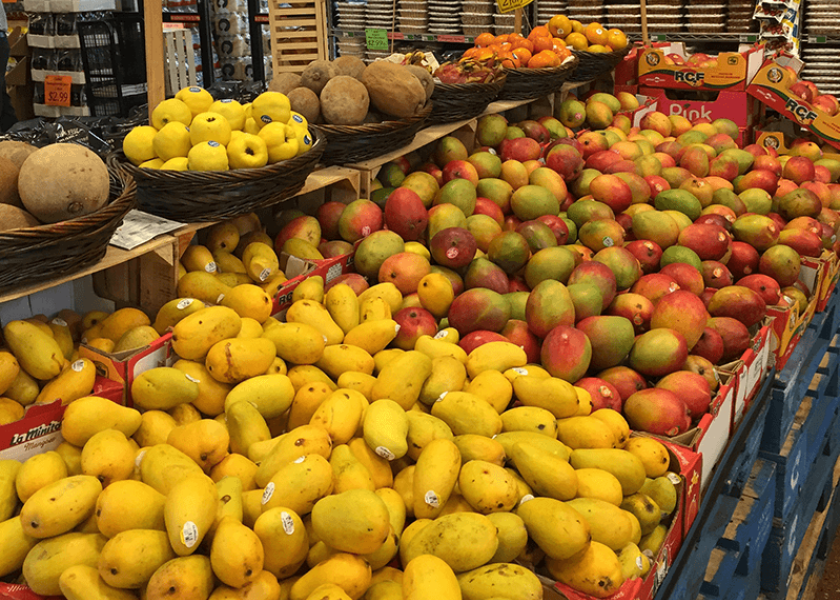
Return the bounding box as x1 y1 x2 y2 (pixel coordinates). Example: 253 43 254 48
0 269 681 599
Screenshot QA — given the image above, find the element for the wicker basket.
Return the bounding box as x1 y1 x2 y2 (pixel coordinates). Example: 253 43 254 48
314 103 434 165
429 75 506 124
112 130 326 222
568 46 631 82
0 166 136 290
497 56 579 101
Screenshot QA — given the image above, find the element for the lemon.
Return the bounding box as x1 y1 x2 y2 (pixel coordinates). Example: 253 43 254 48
188 141 229 171
243 102 252 119
251 92 291 127
122 125 158 165
139 158 165 169
227 134 269 169
190 112 232 146
176 86 215 118
161 157 189 171
151 98 192 129
257 122 298 163
209 98 246 130
153 122 192 161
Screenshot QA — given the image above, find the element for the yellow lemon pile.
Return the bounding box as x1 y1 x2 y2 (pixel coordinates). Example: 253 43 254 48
122 86 315 172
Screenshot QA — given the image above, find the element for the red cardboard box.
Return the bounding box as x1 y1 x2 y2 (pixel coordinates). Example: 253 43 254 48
747 56 840 151
660 437 702 533
638 43 764 92
636 88 758 146
0 376 123 461
267 253 321 318
0 583 59 600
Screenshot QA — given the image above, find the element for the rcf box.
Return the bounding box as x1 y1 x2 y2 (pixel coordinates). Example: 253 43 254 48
638 43 764 92
747 55 840 151
0 376 123 461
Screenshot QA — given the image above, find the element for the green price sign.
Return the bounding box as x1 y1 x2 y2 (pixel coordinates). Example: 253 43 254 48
365 28 388 50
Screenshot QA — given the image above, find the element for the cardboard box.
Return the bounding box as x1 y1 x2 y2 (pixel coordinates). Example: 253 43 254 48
79 334 174 408
731 324 773 426
268 253 320 318
638 44 764 92
747 56 840 151
0 582 59 600
635 88 758 146
0 376 123 461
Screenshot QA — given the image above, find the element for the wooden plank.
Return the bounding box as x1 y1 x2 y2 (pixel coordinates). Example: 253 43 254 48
269 30 322 38
144 0 165 111
271 18 318 28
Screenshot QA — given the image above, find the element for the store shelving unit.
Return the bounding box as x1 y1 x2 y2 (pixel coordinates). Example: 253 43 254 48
160 0 216 87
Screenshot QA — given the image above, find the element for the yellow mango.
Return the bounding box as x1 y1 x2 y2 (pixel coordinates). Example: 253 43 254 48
617 543 648 581
363 398 409 462
416 273 454 319
304 584 351 600
205 338 276 383
22 532 108 596
337 372 377 400
287 299 345 346
177 271 233 305
86 338 116 354
403 555 459 600
419 357 467 406
403 512 498 573
287 382 333 430
556 416 616 449
262 454 333 515
457 563 543 600
3 320 65 380
35 358 96 406
81 310 110 333
452 435 505 467
169 402 202 426
0 397 23 424
624 437 671 478
20 475 101 538
310 388 367 446
330 444 375 493
500 406 558 437
242 489 265 529
226 400 271 457
620 493 661 536
255 424 332 488
81 429 135 487
437 493 474 517
263 322 326 365
325 284 361 335
373 487 405 537
132 367 200 411
60 397 137 447
574 386 593 416
316 344 375 380
431 391 503 438
207 222 242 253
458 460 518 514
358 284 403 316
516 497 590 560
639 523 667 556
164 474 218 555
509 442 577 501
153 298 207 335
465 370 512 414
371 351 433 410
0 459 21 521
575 468 624 506
139 443 204 495
237 317 266 339
145 555 215 600
59 564 139 600
95 480 166 538
373 349 404 374
219 272 256 288
292 275 325 303
211 516 265 588
370 567 404 588
569 449 647 496
172 359 232 417
171 306 242 361
222 284 273 323
256 507 308 579
343 320 399 356
212 249 247 274
99 308 151 343
512 376 580 418
210 454 259 491
590 409 630 448
311 489 390 555
495 432 570 463
486 513 528 563
113 326 160 354
393 466 415 519
0 516 39 578
16 451 68 502
349 438 393 489
545 541 624 599
82 323 104 344
0 350 21 395
567 498 636 551
209 567 282 600
225 374 296 420
412 439 461 520
260 272 289 298
405 412 453 461
414 335 468 364
290 553 372 600
167 419 230 472
365 580 403 600
99 529 175 589
465 342 526 379
182 244 218 273
5 368 39 406
359 297 392 322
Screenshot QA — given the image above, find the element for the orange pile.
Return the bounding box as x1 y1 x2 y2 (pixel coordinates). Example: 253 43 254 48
464 16 628 69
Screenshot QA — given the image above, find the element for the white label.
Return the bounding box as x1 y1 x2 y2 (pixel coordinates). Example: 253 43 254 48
259 268 271 282
602 237 614 247
294 456 306 463
262 483 275 505
446 247 459 259
713 368 721 382
519 494 535 505
216 294 226 304
322 336 329 343
669 282 679 292
783 295 794 305
513 367 528 376
361 226 371 236
135 449 146 468
70 360 85 373
636 556 644 570
394 324 401 333
436 391 448 402
375 446 396 461
205 262 217 274
434 330 449 339
51 318 67 327
181 522 199 548
177 299 194 310
184 374 200 384
667 473 681 485
281 511 295 534
424 490 440 508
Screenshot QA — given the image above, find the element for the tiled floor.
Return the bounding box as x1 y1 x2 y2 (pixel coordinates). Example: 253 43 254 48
813 527 840 599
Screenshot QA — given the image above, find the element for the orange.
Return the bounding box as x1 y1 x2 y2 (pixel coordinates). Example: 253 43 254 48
585 22 608 46
511 47 532 65
570 19 584 33
508 32 525 42
498 51 520 69
528 50 556 68
462 47 479 58
511 38 534 53
555 45 572 61
500 42 513 52
548 15 573 38
606 28 628 50
528 25 551 41
475 32 495 47
475 47 496 61
565 32 589 50
552 37 566 51
495 34 510 44
587 44 610 53
532 36 554 53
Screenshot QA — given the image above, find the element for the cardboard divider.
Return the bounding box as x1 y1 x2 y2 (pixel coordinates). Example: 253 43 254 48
637 44 764 92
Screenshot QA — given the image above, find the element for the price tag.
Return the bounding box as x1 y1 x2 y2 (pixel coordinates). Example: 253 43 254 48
365 28 388 50
815 35 827 43
495 0 533 14
44 75 72 107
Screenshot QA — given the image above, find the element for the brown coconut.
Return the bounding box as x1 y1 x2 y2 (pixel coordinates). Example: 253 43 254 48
18 143 110 224
320 76 370 125
405 65 435 102
301 60 336 96
0 140 38 169
0 204 41 230
287 87 321 124
361 61 427 119
0 157 22 207
332 55 367 80
268 73 301 95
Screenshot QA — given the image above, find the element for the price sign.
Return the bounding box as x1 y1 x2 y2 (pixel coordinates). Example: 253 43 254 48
44 75 72 107
495 0 532 15
365 28 388 50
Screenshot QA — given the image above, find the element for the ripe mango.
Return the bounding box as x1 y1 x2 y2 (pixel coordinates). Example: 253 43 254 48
486 513 528 564
23 532 107 596
237 317 265 340
545 541 624 599
456 563 543 600
15 451 68 503
3 320 65 380
371 351 433 410
61 396 142 447
431 391 503 438
99 308 151 343
413 438 461 519
458 460 518 514
625 437 671 478
167 419 230 472
164 474 218 555
405 412 454 461
113 325 159 354
177 271 232 305
0 459 21 521
81 429 136 487
311 489 391 554
0 516 39 578
172 359 231 417
516 497 590 560
510 442 577 501
139 443 204 495
290 553 372 600
590 409 630 448
343 320 400 356
465 342 527 379
145 556 214 600
575 468 624 506
358 283 403 316
567 498 636 551
99 529 175 589
570 449 647 496
59 564 138 600
210 454 258 491
221 283 273 323
465 370 513 413
0 397 23 424
153 298 206 335
316 344 376 380
4 368 39 406
171 306 242 361
255 507 309 579
287 299 345 345
311 389 368 446
325 284 361 334
419 357 467 406
403 555 460 600
414 335 468 364
556 416 616 449
263 321 326 365
620 493 661 536
95 480 166 538
205 337 276 383
500 406 558 437
35 358 96 406
0 350 20 395
226 400 271 457
225 374 296 419
211 516 265 588
330 444 375 493
402 512 498 573
262 454 333 515
363 399 409 462
512 375 579 418
132 367 200 411
255 424 332 487
20 475 101 539
452 435 506 466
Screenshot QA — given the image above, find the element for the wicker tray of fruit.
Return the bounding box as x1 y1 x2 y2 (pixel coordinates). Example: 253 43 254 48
429 54 507 124
113 86 325 223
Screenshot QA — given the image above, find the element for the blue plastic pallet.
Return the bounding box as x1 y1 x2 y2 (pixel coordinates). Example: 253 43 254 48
760 414 840 596
724 398 769 498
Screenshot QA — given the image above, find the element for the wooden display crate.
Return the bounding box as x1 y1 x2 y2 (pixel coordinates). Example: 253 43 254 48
267 0 328 75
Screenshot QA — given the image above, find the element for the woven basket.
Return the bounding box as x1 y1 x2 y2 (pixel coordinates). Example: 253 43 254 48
568 46 631 82
497 56 579 101
429 75 506 124
314 103 433 165
111 130 325 223
0 166 136 290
